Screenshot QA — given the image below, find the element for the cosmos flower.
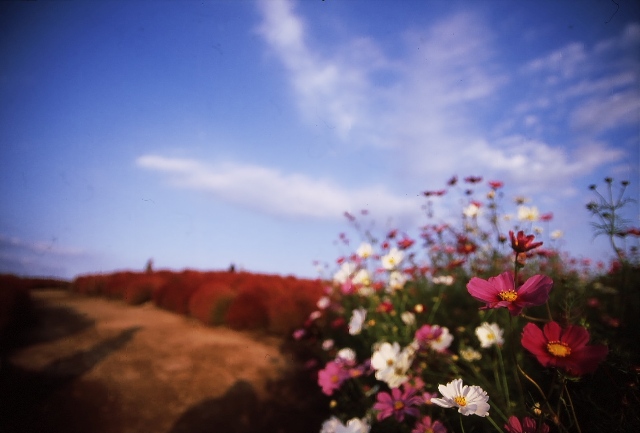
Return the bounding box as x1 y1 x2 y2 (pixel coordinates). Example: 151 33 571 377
371 342 414 388
352 269 371 287
373 385 422 422
521 321 608 376
504 416 549 433
334 262 356 284
518 205 539 221
320 416 370 433
388 270 407 291
430 378 490 417
356 242 373 258
318 361 349 395
381 247 404 270
412 416 447 433
475 322 504 348
466 272 553 316
459 347 482 362
509 230 543 253
348 308 367 335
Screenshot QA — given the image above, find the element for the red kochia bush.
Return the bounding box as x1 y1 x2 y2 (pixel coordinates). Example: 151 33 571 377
224 276 272 330
72 274 108 295
153 270 207 315
123 273 167 305
188 282 237 326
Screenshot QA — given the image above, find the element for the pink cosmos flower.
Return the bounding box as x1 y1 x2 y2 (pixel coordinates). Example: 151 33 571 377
504 416 549 433
373 385 422 422
521 321 608 376
317 361 348 395
466 272 553 316
412 415 447 433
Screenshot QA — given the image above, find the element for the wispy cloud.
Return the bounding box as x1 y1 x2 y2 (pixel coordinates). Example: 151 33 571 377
255 1 635 196
0 234 88 277
137 155 421 222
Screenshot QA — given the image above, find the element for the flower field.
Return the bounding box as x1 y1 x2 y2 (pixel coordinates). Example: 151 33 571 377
1 177 639 433
293 177 640 433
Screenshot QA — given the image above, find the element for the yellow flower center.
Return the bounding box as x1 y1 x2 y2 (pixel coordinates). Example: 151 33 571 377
487 333 495 340
498 290 518 302
331 375 339 383
393 400 405 411
454 396 467 407
547 341 571 357
386 359 394 367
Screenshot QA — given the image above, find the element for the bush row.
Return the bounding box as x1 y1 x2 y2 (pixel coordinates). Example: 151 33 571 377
70 269 325 335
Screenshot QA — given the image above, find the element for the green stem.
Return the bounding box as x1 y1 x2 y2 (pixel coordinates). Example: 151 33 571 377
496 344 511 411
459 414 466 433
487 415 505 433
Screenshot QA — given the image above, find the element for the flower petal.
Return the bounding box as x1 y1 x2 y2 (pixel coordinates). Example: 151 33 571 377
560 324 590 350
467 277 501 302
542 321 562 342
517 275 553 305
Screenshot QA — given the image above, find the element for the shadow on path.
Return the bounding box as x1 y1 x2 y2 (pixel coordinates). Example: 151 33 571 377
0 327 140 433
169 373 330 433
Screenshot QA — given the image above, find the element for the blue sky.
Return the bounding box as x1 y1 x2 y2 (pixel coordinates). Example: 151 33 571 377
1 0 638 279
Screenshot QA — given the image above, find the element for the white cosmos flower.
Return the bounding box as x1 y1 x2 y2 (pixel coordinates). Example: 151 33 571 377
387 270 407 291
371 342 414 388
348 308 367 335
381 247 404 270
429 326 453 352
431 378 490 417
356 242 373 259
321 416 370 433
401 311 416 326
460 347 482 362
463 203 480 218
317 296 331 310
475 322 504 348
336 348 356 364
322 339 334 351
334 262 356 284
518 206 539 222
352 269 371 286
551 230 563 239
432 275 454 286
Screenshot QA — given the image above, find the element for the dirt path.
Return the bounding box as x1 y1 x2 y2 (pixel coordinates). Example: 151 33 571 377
0 289 328 433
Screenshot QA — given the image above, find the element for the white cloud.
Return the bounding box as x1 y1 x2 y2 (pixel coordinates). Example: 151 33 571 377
256 0 385 142
137 155 420 222
255 1 631 200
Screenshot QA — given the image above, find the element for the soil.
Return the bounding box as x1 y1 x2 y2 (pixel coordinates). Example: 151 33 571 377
0 289 329 433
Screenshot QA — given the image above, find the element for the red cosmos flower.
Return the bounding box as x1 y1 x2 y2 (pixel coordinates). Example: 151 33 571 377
456 236 477 254
423 190 446 197
509 230 543 253
398 236 415 249
488 180 504 189
627 227 640 236
521 321 608 376
466 272 553 316
539 212 553 222
447 175 458 186
464 175 483 184
504 416 549 433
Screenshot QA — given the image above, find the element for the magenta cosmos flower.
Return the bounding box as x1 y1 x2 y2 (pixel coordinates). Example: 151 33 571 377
466 272 553 316
412 415 447 433
317 361 348 395
521 321 608 376
373 385 422 422
504 416 549 433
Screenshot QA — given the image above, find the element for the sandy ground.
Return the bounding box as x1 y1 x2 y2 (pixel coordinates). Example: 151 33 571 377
0 289 328 433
